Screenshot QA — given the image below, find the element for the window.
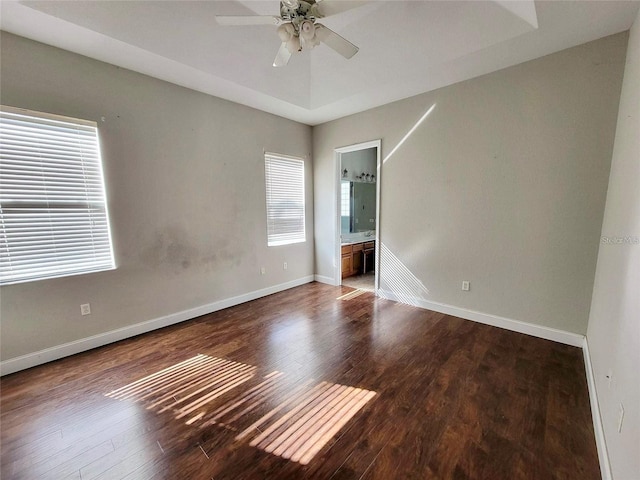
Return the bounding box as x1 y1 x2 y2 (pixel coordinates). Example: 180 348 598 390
0 106 115 285
264 153 305 246
341 181 350 217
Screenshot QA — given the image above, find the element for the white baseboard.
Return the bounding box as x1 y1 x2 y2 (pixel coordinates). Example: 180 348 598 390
314 274 337 286
0 275 314 376
582 337 611 480
376 289 584 347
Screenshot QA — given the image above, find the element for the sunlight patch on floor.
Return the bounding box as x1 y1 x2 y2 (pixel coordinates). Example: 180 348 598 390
105 354 376 465
337 288 367 301
105 354 256 419
238 382 376 465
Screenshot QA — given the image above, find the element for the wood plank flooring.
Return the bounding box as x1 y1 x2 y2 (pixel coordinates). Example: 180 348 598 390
0 282 600 479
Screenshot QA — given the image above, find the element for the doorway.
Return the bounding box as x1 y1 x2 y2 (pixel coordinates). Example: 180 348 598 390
334 140 381 293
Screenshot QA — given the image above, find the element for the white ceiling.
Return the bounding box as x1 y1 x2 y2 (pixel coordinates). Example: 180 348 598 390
1 0 639 125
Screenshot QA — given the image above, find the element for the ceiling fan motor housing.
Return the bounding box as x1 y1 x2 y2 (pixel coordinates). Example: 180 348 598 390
280 1 319 25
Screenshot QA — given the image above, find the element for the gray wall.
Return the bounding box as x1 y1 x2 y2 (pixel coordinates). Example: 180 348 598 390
340 148 376 183
587 9 640 479
313 33 627 334
0 33 314 361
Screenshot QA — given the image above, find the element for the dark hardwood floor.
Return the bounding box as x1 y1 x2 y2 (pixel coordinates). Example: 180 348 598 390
0 282 600 479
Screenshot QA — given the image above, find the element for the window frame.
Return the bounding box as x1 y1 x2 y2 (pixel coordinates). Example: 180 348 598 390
0 105 115 285
264 152 306 247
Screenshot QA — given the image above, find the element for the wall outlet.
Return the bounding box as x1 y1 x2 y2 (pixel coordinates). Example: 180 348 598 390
462 281 470 291
618 403 624 433
283 262 288 270
80 303 91 316
260 267 266 275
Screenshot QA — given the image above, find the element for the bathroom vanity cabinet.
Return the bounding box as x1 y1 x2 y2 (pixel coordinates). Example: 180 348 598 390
341 241 375 278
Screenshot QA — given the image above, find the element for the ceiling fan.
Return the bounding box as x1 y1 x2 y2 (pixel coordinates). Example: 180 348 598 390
215 0 365 67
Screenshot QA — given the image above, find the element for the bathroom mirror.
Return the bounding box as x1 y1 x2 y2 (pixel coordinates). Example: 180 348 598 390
341 181 376 234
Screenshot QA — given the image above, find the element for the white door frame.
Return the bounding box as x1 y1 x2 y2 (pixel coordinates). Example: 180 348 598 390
334 139 382 292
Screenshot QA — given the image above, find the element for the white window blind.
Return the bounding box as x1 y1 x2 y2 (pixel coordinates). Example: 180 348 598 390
0 106 115 285
265 153 305 246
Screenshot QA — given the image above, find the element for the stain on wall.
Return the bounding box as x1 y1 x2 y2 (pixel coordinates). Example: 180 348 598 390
139 225 245 273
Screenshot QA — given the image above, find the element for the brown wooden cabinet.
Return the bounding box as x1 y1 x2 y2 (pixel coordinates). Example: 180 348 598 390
341 241 374 278
341 249 353 279
352 243 363 274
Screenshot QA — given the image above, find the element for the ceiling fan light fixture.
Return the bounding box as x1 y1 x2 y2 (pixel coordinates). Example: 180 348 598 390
286 35 301 54
277 23 294 42
300 20 315 41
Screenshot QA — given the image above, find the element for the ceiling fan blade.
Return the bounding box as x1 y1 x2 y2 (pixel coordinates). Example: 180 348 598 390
315 24 359 59
273 43 292 67
315 0 370 18
215 15 282 26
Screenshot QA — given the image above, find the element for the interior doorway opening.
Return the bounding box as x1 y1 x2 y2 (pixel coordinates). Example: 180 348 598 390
334 140 381 293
